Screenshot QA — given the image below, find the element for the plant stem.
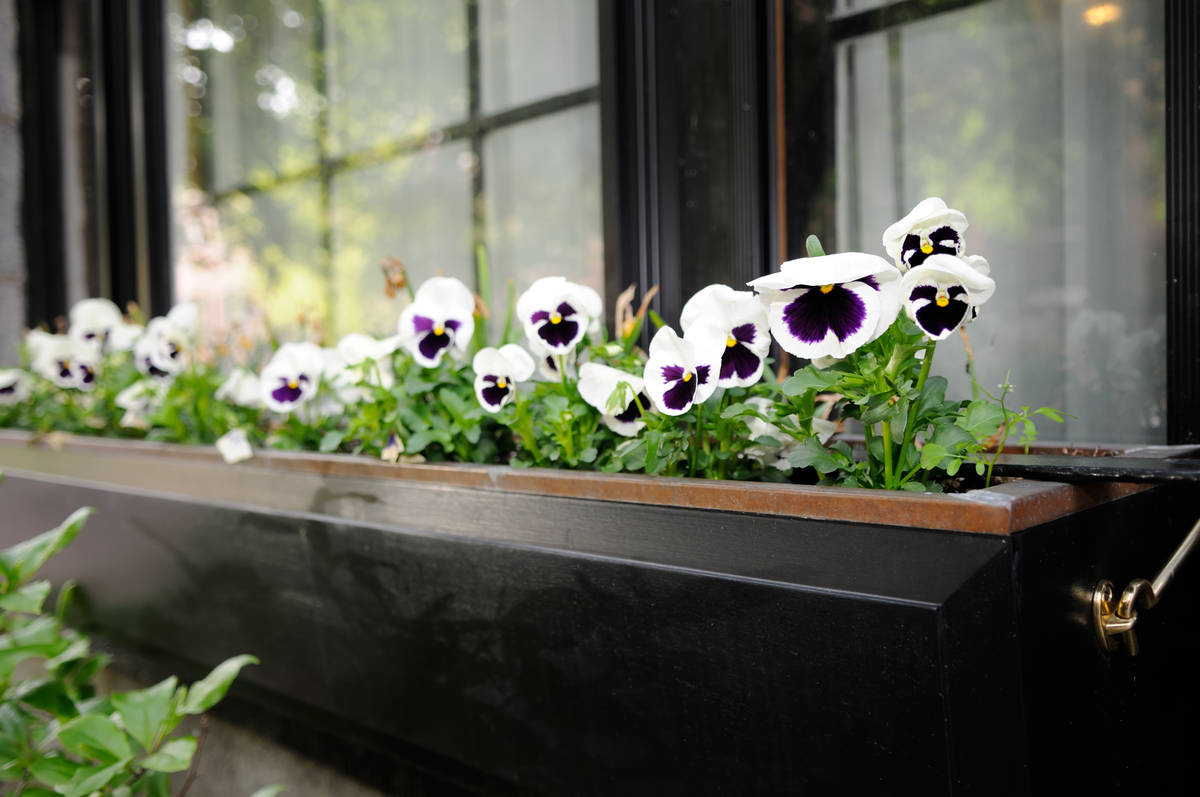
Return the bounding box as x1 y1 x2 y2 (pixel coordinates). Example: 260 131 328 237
897 342 936 482
881 421 895 488
691 403 703 478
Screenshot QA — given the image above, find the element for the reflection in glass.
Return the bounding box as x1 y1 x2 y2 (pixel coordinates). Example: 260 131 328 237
328 0 468 155
330 144 474 338
483 106 605 337
830 0 1165 442
479 0 598 113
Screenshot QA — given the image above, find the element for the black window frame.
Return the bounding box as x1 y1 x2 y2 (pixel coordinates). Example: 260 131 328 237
16 0 1200 443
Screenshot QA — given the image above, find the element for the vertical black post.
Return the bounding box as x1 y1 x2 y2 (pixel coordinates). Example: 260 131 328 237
139 0 172 314
602 0 774 328
89 0 172 316
467 0 485 292
17 0 66 327
1166 0 1200 444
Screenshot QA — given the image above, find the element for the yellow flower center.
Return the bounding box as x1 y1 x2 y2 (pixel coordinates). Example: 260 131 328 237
819 284 834 294
497 378 507 389
920 240 934 255
434 325 445 336
287 379 299 389
935 295 950 307
682 371 692 382
550 312 563 324
726 336 737 348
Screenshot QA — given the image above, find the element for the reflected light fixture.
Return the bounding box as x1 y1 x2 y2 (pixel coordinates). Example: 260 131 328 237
1084 3 1123 27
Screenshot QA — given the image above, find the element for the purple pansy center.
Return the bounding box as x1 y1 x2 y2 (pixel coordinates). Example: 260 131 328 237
659 364 710 411
271 373 310 404
1 382 16 395
480 374 511 408
531 301 582 350
721 323 761 381
783 285 868 344
901 225 961 269
144 357 171 379
614 392 649 424
909 284 969 336
413 315 461 362
80 366 95 385
58 361 72 379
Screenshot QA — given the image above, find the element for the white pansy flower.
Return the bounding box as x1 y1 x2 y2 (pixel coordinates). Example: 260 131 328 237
680 284 771 388
882 197 969 272
748 252 901 361
472 345 536 413
578 362 649 437
397 277 475 368
900 254 995 340
516 276 603 356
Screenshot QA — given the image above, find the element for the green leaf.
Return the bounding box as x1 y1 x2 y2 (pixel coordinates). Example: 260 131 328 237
959 400 1005 439
805 234 826 257
648 309 666 330
787 438 843 475
182 654 258 715
56 714 132 763
0 507 92 587
928 420 975 451
318 430 345 453
30 754 82 786
860 392 900 425
578 447 598 464
0 580 52 613
45 637 90 672
249 786 287 797
112 676 178 751
919 443 948 470
139 735 196 773
56 758 131 797
781 367 838 397
8 679 78 719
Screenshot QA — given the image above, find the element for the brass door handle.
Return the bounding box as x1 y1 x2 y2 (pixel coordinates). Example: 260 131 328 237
1092 516 1200 655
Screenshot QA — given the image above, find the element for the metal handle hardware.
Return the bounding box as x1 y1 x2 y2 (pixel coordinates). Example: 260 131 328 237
1092 516 1200 655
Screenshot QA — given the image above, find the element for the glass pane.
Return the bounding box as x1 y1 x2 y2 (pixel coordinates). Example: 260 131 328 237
327 0 469 156
169 1 323 194
479 0 598 113
482 104 604 336
174 181 325 342
330 144 475 340
812 0 1166 443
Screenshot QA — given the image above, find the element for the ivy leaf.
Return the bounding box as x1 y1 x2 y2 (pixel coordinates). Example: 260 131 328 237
112 676 178 751
56 714 132 763
0 507 92 587
139 736 196 773
182 654 258 715
0 580 52 614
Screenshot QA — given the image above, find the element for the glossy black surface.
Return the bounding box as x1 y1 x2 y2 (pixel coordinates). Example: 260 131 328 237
1 470 1025 795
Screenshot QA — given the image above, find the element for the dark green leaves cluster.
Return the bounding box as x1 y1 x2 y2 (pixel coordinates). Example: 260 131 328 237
0 483 267 796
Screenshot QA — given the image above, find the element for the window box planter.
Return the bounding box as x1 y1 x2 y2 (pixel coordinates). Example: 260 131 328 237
1 430 1196 794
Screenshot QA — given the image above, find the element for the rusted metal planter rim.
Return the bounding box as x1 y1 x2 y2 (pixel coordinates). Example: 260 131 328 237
0 430 1150 535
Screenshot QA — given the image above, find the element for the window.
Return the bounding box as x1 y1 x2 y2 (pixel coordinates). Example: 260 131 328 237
783 0 1169 443
166 0 602 341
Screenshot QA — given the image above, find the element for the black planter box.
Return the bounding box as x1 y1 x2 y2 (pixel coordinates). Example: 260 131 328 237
1 432 1197 795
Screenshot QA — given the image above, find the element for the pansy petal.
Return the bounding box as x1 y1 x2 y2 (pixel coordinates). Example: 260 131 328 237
768 281 881 359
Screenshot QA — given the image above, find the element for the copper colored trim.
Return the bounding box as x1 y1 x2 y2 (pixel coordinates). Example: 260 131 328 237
0 431 1151 535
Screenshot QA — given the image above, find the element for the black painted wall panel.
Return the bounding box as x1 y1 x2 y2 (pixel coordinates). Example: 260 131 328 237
0 473 1027 795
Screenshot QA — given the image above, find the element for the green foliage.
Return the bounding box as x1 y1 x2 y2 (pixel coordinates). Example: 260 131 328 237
0 497 274 796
